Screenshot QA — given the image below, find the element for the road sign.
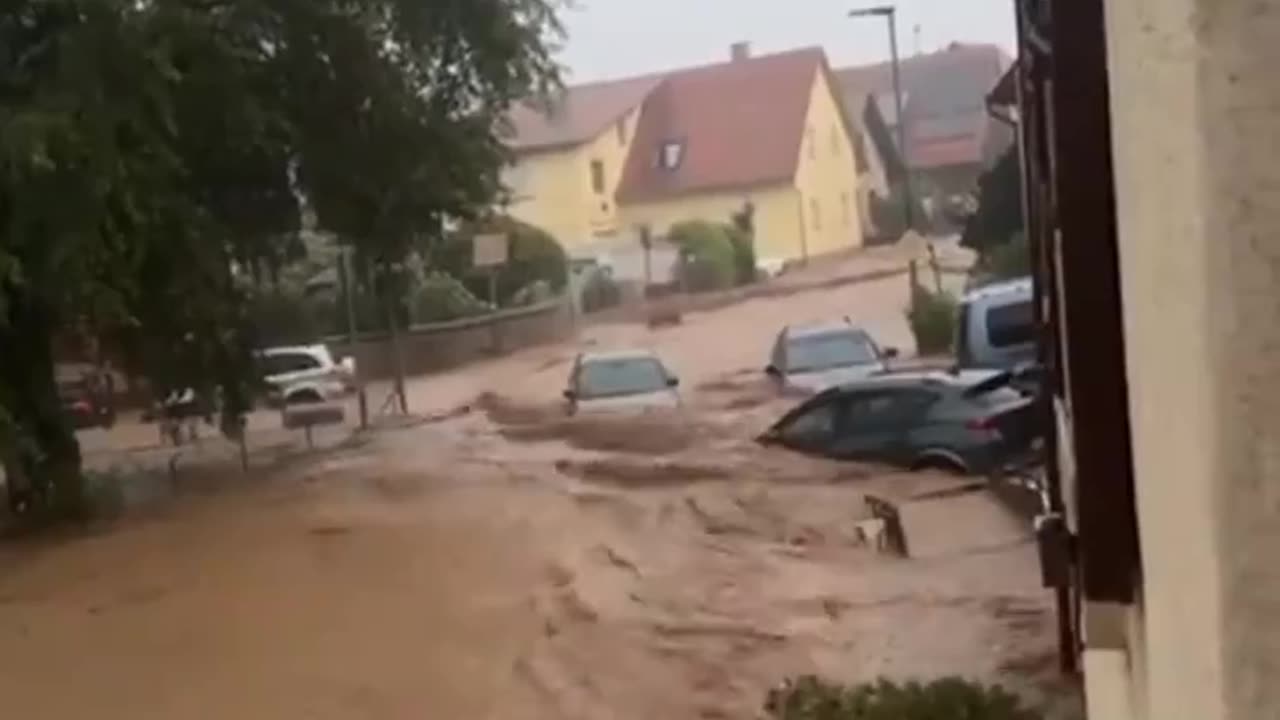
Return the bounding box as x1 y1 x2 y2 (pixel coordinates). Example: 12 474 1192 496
473 233 509 268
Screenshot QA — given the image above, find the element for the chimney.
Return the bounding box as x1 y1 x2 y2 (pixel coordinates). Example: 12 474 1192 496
731 42 751 62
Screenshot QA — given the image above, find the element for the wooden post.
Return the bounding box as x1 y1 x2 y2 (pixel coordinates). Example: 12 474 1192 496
927 242 943 293
908 259 920 314
384 278 408 415
488 268 502 353
339 247 368 429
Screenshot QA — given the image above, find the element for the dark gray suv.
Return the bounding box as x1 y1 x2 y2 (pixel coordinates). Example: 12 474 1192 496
759 369 1040 475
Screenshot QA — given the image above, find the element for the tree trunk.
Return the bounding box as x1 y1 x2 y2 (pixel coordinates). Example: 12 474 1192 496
0 293 84 523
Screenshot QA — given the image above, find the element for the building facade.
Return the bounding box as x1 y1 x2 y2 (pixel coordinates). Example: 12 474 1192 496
1001 0 1280 718
504 46 867 281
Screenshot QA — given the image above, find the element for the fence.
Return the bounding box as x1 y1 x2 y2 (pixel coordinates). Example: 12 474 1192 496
325 297 574 381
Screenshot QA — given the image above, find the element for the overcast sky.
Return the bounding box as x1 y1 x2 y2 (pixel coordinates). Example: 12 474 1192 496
555 0 1017 83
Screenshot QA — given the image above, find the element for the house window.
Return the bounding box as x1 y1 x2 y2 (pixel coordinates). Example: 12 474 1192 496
659 141 684 170
616 116 629 145
590 159 605 194
810 198 822 231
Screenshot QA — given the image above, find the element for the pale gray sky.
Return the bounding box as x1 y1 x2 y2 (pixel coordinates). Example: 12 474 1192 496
556 0 1017 83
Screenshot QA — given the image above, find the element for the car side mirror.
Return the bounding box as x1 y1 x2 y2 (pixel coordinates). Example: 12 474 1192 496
882 347 900 360
667 376 680 388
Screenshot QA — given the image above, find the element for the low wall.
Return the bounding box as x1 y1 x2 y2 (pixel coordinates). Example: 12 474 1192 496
326 299 574 381
587 262 970 325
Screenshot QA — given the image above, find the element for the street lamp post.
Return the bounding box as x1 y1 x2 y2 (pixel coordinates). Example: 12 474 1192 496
849 5 914 231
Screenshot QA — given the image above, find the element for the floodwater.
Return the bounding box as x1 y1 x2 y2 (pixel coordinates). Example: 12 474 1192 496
0 244 1074 719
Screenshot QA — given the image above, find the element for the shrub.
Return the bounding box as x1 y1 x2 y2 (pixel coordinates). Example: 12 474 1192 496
765 676 1042 720
410 271 493 323
438 217 568 306
668 220 737 292
906 285 958 356
726 224 759 286
974 232 1030 283
248 287 330 345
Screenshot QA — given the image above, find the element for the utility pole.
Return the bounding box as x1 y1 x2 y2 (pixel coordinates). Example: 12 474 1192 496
850 5 915 231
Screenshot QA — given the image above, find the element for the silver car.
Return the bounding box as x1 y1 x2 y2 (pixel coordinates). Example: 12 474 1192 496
765 322 897 396
563 350 681 415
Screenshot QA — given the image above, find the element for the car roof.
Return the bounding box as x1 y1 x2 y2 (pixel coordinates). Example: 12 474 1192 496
261 344 329 357
827 367 1005 393
962 276 1032 304
577 349 664 364
783 321 870 340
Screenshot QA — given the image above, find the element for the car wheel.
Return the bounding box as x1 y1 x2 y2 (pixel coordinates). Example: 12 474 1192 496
910 454 969 475
286 388 325 405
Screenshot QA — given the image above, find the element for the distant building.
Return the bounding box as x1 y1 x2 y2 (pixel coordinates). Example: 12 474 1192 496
835 43 1014 227
504 45 868 280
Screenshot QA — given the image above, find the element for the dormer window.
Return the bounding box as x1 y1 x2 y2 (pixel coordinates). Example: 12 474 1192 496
659 141 684 171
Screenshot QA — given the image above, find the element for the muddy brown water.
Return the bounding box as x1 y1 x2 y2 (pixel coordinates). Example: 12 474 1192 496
0 256 1073 719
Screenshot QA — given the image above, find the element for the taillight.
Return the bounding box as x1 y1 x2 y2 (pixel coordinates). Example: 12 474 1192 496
966 416 997 432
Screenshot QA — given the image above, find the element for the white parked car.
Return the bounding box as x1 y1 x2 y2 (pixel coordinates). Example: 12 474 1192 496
765 321 897 396
563 350 681 415
260 344 356 406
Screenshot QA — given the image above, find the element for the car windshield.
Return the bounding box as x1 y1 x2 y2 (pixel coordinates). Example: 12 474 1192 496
786 331 879 373
577 357 669 399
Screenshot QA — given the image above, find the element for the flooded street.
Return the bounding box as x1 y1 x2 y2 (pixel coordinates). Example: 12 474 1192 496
0 251 1070 719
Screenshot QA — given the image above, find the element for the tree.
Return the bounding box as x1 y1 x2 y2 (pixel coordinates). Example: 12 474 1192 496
436 216 568 307
0 0 561 523
668 220 737 292
962 147 1024 255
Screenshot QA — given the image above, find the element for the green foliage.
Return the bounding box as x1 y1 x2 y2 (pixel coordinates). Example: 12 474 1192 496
765 676 1042 720
437 217 568 307
868 184 925 242
410 271 493 323
725 224 759 286
974 232 1031 284
0 0 562 524
669 220 737 292
906 286 958 356
963 148 1024 254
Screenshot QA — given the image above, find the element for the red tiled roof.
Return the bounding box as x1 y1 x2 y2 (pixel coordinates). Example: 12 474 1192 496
507 75 663 153
615 48 824 204
835 43 1012 169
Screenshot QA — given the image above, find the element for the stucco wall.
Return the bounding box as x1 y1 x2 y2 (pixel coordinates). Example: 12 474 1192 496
1100 0 1280 718
504 147 588 249
794 69 866 257
618 185 803 261
505 105 644 250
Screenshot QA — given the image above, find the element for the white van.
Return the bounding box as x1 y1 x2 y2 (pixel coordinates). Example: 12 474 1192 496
955 277 1037 370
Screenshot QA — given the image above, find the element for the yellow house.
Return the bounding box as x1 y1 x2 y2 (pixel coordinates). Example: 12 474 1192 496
503 75 659 254
505 45 867 278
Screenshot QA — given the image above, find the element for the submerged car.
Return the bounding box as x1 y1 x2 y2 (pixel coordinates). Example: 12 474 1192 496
563 350 681 415
765 322 897 396
758 368 1040 475
259 345 356 406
